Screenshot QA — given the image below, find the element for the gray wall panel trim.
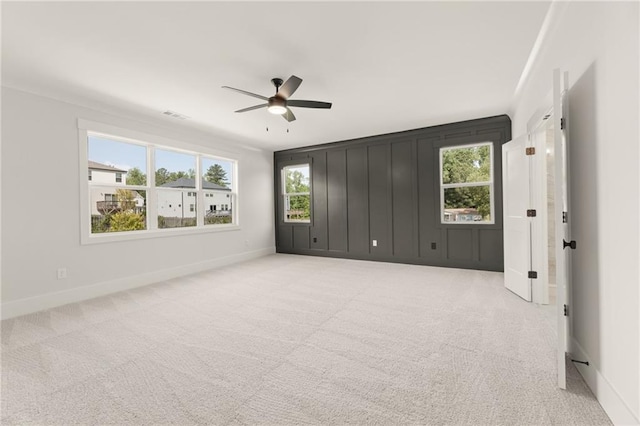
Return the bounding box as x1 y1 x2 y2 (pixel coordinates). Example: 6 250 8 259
275 115 511 272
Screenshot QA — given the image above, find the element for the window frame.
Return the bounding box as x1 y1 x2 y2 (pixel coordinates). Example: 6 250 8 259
281 162 312 224
439 141 495 225
78 119 239 244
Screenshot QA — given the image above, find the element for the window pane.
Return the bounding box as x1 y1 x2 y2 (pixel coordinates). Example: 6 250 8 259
284 165 310 194
442 144 491 184
443 186 491 222
155 149 196 188
88 135 147 186
202 157 233 190
204 191 233 225
157 190 197 228
285 195 311 222
90 189 146 233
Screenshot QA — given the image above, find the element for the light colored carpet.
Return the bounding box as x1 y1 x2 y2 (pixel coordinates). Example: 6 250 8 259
1 254 611 425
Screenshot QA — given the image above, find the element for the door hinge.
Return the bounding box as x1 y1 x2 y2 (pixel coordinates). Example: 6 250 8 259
560 117 566 130
562 211 568 223
564 304 569 316
526 147 536 155
527 209 537 217
528 271 538 279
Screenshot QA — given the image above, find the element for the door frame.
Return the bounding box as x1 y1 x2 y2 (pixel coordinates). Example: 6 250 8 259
527 105 554 305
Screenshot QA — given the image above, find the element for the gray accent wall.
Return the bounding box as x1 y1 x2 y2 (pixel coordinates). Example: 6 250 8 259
274 115 511 271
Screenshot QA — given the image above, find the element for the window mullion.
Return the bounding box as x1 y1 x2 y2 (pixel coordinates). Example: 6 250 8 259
442 181 491 189
196 155 204 227
148 146 158 230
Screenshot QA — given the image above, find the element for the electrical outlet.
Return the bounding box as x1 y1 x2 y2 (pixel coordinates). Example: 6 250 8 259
244 240 250 247
57 268 67 280
372 240 377 247
431 242 437 250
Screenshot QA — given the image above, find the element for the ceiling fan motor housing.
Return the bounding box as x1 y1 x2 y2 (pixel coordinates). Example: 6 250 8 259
268 96 286 109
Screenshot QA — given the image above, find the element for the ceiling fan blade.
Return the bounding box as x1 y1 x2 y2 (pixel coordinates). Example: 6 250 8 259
235 104 267 113
287 100 332 109
277 75 302 99
282 108 296 122
222 86 268 101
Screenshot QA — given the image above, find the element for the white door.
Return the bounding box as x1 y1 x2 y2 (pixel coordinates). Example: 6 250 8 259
502 135 532 301
554 69 571 389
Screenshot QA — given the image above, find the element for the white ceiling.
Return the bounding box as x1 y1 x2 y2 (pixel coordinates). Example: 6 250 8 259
1 1 550 152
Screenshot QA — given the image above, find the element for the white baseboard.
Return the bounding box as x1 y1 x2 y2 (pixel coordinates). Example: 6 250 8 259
1 247 275 320
571 338 640 425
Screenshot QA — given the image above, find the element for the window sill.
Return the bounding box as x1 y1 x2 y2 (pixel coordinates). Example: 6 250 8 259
81 224 241 245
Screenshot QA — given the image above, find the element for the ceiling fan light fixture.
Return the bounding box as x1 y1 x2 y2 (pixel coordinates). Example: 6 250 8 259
267 105 287 115
267 97 287 115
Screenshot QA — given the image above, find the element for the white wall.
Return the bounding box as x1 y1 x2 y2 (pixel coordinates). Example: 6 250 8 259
510 2 639 424
1 87 275 317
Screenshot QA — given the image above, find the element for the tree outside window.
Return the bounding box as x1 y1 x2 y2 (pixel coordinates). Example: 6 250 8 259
440 143 493 223
283 164 311 222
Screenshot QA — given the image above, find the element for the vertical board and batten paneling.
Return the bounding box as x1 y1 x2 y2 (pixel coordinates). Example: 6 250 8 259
326 150 347 252
368 143 392 257
391 140 417 258
310 152 328 250
346 147 369 255
274 115 511 271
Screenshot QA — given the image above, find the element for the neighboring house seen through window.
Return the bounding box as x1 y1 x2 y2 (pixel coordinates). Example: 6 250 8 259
84 130 237 240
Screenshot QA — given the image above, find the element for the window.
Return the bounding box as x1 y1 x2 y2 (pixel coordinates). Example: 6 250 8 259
156 149 196 229
88 135 147 234
202 157 234 226
440 142 493 224
81 122 238 243
282 164 311 223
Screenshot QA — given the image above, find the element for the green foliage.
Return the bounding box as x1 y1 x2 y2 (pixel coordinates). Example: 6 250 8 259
205 215 232 225
157 215 197 228
91 215 111 233
285 169 310 220
155 168 170 186
109 211 145 232
204 164 229 187
444 187 491 219
442 145 490 184
116 189 137 211
91 189 145 233
285 170 309 193
126 167 146 186
442 145 491 220
156 168 196 186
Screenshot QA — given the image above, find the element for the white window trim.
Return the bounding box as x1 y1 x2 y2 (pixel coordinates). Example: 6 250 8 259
282 163 311 224
78 119 240 245
439 141 495 225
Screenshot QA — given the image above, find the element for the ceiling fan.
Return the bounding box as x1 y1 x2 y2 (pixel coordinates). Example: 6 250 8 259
222 75 332 122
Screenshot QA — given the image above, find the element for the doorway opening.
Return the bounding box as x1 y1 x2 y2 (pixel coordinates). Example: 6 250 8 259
530 109 557 308
544 117 557 307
